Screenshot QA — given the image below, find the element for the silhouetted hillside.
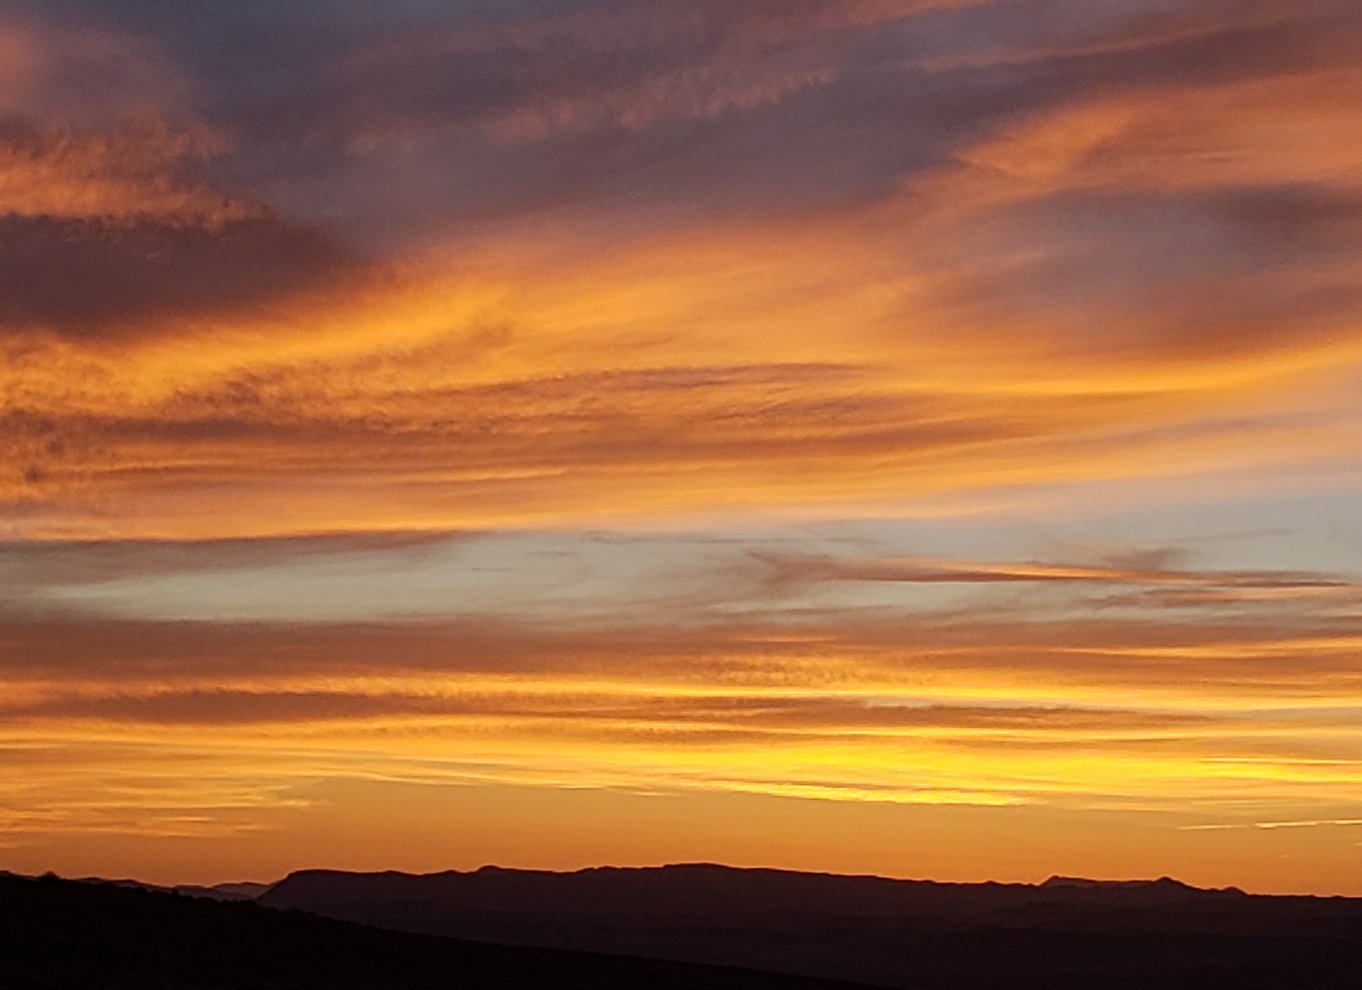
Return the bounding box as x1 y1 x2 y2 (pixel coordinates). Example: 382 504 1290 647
0 872 872 990
261 863 1362 988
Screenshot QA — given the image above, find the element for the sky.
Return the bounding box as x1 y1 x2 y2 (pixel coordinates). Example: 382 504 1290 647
2 0 1361 894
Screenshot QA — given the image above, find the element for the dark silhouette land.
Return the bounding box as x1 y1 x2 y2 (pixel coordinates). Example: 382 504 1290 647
5 864 1361 988
0 871 868 990
259 863 1362 988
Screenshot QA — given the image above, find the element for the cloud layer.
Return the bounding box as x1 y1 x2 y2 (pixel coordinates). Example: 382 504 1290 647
2 0 1361 891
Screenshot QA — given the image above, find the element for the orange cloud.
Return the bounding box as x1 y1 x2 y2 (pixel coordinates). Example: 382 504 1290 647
0 120 239 223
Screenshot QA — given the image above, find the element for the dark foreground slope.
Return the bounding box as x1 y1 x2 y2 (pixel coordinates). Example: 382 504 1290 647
0 872 870 990
262 863 1362 989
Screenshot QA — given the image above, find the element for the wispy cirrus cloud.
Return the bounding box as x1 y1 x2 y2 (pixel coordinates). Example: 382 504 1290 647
4 0 1362 536
1180 819 1362 831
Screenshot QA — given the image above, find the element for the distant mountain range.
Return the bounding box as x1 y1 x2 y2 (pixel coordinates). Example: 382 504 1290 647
7 864 1361 987
68 876 272 901
254 863 1362 987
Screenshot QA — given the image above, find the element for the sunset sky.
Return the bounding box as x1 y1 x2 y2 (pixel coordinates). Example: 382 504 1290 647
3 0 1361 894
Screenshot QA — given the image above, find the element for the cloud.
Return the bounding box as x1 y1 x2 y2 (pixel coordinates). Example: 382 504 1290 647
0 11 413 348
754 551 1355 592
1180 819 1362 831
1 605 1358 831
0 14 194 123
2 523 1360 853
4 593 1361 703
0 118 239 222
3 0 1362 879
0 686 1218 739
0 212 362 340
0 26 372 344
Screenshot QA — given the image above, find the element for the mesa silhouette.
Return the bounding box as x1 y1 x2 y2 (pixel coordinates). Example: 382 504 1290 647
259 863 1362 988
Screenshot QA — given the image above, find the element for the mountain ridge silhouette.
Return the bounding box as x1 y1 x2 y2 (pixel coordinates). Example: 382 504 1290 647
255 862 1362 987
